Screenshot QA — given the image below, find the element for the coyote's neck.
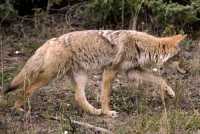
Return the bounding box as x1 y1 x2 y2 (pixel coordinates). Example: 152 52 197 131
137 40 171 66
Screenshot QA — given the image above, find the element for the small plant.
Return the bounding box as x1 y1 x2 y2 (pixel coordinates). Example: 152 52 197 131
0 0 16 21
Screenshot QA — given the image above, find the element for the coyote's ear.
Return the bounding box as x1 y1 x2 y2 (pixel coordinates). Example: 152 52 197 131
172 34 187 46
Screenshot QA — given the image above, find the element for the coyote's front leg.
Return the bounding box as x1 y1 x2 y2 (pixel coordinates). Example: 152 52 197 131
127 69 175 98
100 69 118 117
73 71 101 115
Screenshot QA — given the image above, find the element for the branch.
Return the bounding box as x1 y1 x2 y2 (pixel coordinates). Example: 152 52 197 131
40 114 113 134
71 120 113 134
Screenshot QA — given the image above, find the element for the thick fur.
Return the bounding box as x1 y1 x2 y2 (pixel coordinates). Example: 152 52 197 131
3 30 186 117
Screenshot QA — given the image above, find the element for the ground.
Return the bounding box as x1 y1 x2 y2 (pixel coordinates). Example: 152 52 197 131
0 19 200 134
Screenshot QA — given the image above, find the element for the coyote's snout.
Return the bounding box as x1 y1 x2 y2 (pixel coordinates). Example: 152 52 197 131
3 30 186 117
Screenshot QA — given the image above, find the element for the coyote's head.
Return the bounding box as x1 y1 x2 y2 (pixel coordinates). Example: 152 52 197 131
156 34 187 67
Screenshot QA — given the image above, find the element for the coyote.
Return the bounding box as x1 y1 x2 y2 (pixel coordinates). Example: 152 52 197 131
2 30 186 117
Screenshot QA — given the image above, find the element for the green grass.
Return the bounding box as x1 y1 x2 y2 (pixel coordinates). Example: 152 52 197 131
0 71 13 84
114 111 200 134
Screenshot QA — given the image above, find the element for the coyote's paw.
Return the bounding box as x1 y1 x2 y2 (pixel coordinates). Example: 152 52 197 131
12 105 25 112
14 100 25 110
103 110 119 118
93 109 102 115
10 106 25 117
163 85 175 98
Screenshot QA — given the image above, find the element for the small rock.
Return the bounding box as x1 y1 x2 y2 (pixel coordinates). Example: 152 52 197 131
152 68 158 72
15 50 20 54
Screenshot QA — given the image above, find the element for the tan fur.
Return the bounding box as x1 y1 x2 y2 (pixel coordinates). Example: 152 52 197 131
101 69 117 117
5 30 186 117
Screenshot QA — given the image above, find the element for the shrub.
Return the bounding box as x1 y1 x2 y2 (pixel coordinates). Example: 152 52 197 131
88 0 200 34
0 0 17 22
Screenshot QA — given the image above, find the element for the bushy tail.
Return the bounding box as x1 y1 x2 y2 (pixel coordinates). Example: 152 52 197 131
2 68 29 94
2 42 47 95
2 55 44 94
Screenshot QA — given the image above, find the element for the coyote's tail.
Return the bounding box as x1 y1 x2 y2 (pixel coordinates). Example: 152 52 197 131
3 66 34 94
2 78 22 94
2 54 45 94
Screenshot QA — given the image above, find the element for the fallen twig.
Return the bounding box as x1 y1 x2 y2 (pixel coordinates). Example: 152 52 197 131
40 114 113 134
71 120 113 134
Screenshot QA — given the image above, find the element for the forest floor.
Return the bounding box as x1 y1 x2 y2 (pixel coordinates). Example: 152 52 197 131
0 15 200 134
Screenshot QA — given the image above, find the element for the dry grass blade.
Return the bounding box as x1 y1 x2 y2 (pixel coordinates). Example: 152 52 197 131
0 38 4 97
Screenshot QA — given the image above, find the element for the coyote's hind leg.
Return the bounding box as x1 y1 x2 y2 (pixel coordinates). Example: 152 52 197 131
73 71 101 115
14 80 49 111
